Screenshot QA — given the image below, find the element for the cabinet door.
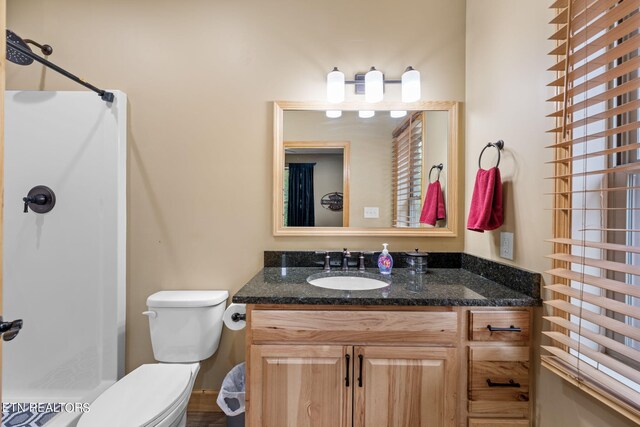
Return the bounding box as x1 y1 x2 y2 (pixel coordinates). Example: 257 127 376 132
353 346 457 427
249 344 352 427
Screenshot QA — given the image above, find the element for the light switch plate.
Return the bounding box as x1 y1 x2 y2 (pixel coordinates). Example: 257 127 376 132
500 232 514 260
364 207 379 219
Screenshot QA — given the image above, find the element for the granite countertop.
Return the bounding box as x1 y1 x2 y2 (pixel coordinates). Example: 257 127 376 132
232 266 541 307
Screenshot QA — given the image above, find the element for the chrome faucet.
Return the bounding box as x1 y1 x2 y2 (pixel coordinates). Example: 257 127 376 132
342 248 351 271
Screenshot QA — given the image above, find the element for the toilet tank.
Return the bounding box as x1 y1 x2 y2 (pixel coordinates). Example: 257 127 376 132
145 291 229 363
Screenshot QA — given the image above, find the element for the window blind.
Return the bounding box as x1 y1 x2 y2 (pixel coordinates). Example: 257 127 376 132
392 112 424 227
543 0 640 422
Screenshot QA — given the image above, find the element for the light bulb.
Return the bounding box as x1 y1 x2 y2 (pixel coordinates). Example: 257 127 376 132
390 111 407 118
326 67 345 103
326 110 342 118
401 66 420 102
359 110 375 118
364 67 383 103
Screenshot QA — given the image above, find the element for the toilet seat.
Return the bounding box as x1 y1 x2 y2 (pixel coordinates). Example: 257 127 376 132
78 363 197 427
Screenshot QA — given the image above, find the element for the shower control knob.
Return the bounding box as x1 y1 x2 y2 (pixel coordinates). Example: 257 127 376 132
22 185 56 214
0 316 23 342
23 194 46 212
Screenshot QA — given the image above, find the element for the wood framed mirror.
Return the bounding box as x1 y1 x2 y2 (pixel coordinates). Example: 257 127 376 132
273 101 460 236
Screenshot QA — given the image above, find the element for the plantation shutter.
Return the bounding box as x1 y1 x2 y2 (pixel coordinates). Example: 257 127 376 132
392 112 424 227
543 0 640 422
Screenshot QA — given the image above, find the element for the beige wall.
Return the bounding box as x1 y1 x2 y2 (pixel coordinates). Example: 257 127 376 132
6 0 466 390
466 1 637 426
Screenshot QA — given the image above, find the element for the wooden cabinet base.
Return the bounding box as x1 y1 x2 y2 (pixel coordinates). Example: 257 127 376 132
245 305 533 427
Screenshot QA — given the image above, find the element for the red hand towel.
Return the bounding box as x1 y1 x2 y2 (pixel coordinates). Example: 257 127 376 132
420 181 446 226
467 167 503 232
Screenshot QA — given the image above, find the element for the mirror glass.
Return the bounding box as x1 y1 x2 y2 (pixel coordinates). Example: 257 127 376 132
274 101 459 236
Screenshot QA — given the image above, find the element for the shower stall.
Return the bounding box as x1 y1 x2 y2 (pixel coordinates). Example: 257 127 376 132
2 90 126 426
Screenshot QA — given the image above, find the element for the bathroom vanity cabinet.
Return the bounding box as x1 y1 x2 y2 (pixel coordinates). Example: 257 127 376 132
234 257 541 427
244 306 532 427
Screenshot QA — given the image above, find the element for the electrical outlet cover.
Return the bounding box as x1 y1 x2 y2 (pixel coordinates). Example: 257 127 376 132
500 232 514 260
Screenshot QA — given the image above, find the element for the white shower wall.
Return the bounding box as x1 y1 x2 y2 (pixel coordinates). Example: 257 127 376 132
2 91 126 408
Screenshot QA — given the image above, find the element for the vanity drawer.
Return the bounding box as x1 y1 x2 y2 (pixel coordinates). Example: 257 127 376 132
250 309 458 345
468 347 529 403
468 419 529 427
468 400 529 418
469 310 530 342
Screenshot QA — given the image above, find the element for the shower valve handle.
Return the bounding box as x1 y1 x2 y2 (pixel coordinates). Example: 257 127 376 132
23 194 47 212
0 316 23 342
22 186 56 214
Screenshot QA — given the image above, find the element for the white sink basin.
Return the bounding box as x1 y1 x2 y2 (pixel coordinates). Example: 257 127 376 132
307 274 389 291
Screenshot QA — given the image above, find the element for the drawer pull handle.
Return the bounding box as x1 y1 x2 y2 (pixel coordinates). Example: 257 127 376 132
358 354 363 388
487 324 521 333
486 379 520 387
345 354 351 387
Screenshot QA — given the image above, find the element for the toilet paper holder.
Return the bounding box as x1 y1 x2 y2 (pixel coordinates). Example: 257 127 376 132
223 303 247 331
231 313 246 322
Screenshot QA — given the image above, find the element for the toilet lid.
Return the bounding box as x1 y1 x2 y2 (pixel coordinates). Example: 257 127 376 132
147 290 229 308
78 364 194 427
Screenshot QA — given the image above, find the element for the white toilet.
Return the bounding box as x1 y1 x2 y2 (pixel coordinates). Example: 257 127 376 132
78 290 229 427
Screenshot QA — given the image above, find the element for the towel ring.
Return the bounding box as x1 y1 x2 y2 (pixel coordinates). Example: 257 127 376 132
428 163 443 183
478 140 504 169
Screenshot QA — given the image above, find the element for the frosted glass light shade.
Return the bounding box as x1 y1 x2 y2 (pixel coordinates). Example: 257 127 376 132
359 110 375 118
364 67 383 103
390 110 407 118
326 110 342 118
326 67 345 103
401 66 421 102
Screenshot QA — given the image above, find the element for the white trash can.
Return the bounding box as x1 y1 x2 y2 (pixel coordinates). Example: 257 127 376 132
216 362 245 427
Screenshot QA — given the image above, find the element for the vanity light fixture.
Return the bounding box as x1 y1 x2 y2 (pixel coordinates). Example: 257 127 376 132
358 110 375 119
364 67 384 103
326 67 345 103
326 110 342 118
325 65 421 104
401 66 421 102
390 110 407 118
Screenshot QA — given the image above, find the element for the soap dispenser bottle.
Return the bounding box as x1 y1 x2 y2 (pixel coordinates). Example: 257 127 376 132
377 243 393 275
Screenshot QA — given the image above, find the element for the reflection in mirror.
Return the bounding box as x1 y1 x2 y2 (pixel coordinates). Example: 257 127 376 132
283 111 447 228
284 141 350 227
273 101 459 236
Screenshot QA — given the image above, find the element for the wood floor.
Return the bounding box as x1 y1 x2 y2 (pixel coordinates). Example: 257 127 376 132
186 411 227 427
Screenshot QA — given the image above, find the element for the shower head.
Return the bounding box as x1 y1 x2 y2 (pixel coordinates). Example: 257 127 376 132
24 38 53 56
6 30 34 65
5 29 114 104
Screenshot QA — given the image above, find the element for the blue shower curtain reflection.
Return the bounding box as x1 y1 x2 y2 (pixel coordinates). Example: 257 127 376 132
286 163 315 227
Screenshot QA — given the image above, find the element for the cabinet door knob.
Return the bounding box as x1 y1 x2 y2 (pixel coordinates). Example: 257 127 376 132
357 354 364 387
